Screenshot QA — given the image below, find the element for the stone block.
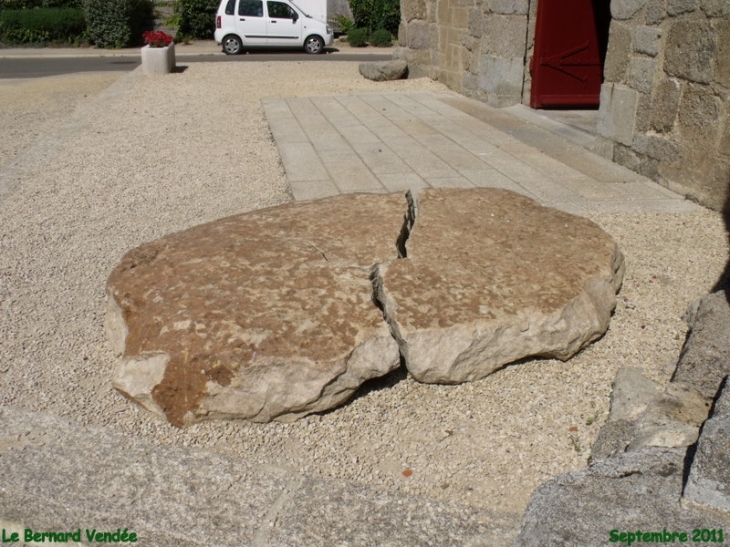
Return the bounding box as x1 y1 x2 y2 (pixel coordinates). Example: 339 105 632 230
628 56 657 94
702 0 730 17
632 133 648 154
437 0 449 25
398 22 407 46
483 14 528 58
650 77 682 133
468 7 481 37
450 6 469 28
636 91 653 132
597 83 639 146
633 26 661 56
611 0 647 20
604 22 632 83
402 0 426 22
479 54 525 103
645 0 666 24
407 20 431 49
647 134 682 163
515 448 729 547
488 0 528 15
678 83 722 142
721 104 730 156
674 291 730 399
683 381 730 513
667 0 698 15
665 20 716 84
716 21 730 87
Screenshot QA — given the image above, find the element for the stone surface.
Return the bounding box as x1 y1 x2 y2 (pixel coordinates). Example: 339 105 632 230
375 188 624 384
611 0 647 20
597 83 639 146
107 193 405 426
665 20 716 84
714 21 730 87
650 78 682 133
516 448 730 546
359 60 409 81
628 56 657 94
606 367 663 422
702 0 730 17
673 291 730 399
590 369 711 460
479 55 525 106
603 22 631 82
628 382 712 450
634 26 661 57
488 0 528 15
683 380 730 514
667 0 698 15
0 406 521 547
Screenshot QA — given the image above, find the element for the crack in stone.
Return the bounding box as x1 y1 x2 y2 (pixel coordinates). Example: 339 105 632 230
369 191 419 372
395 190 418 259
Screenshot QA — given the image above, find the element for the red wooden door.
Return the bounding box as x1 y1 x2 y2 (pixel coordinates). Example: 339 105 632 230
530 0 610 108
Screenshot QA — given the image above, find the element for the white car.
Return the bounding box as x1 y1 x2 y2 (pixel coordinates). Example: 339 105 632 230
214 0 333 54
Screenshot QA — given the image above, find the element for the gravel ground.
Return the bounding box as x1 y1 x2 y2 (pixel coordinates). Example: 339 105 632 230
0 62 727 518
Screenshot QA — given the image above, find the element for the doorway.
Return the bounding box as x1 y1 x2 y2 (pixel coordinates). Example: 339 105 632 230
529 0 611 109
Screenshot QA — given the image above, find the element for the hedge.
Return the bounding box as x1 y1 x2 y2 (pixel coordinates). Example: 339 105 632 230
348 0 399 36
176 0 218 41
83 0 154 48
0 0 83 9
0 7 86 44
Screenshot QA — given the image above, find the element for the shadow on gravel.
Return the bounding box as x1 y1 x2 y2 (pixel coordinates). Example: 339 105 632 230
173 65 189 73
311 360 409 419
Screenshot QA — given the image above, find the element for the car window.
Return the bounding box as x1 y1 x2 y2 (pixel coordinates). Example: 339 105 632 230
239 0 263 17
225 0 235 14
267 1 296 19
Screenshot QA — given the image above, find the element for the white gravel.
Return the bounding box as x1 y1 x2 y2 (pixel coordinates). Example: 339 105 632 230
0 62 727 518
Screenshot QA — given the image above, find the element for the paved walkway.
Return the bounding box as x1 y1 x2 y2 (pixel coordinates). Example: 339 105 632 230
263 91 699 214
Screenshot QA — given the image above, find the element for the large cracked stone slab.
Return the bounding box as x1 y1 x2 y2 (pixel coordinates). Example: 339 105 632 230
107 188 624 425
374 188 624 384
106 194 405 426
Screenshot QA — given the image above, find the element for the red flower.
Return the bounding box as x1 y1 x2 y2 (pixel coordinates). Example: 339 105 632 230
143 30 174 48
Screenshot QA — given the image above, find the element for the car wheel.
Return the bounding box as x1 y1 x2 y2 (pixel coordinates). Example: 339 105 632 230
304 35 324 54
222 35 243 55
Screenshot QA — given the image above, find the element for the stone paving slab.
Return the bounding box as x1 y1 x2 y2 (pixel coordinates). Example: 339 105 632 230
0 406 521 546
263 92 700 215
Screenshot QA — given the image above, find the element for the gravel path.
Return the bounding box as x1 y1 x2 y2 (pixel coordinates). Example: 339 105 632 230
0 62 727 518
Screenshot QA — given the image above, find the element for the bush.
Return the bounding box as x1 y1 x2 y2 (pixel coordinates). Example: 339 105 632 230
346 27 367 47
369 27 391 47
0 7 86 44
0 0 82 9
348 0 399 36
83 0 154 48
332 14 354 34
176 0 217 41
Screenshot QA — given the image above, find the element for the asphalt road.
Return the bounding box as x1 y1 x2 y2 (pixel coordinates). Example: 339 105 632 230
0 52 393 78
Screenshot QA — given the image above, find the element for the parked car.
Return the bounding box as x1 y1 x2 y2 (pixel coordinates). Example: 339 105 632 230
215 0 333 54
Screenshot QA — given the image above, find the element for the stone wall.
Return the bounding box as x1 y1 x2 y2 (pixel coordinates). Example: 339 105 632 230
596 0 730 210
396 0 730 210
396 0 534 107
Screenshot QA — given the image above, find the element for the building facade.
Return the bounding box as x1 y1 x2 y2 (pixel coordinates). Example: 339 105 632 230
396 0 730 210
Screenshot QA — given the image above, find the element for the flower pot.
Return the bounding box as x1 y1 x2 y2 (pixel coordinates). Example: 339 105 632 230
141 43 176 75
